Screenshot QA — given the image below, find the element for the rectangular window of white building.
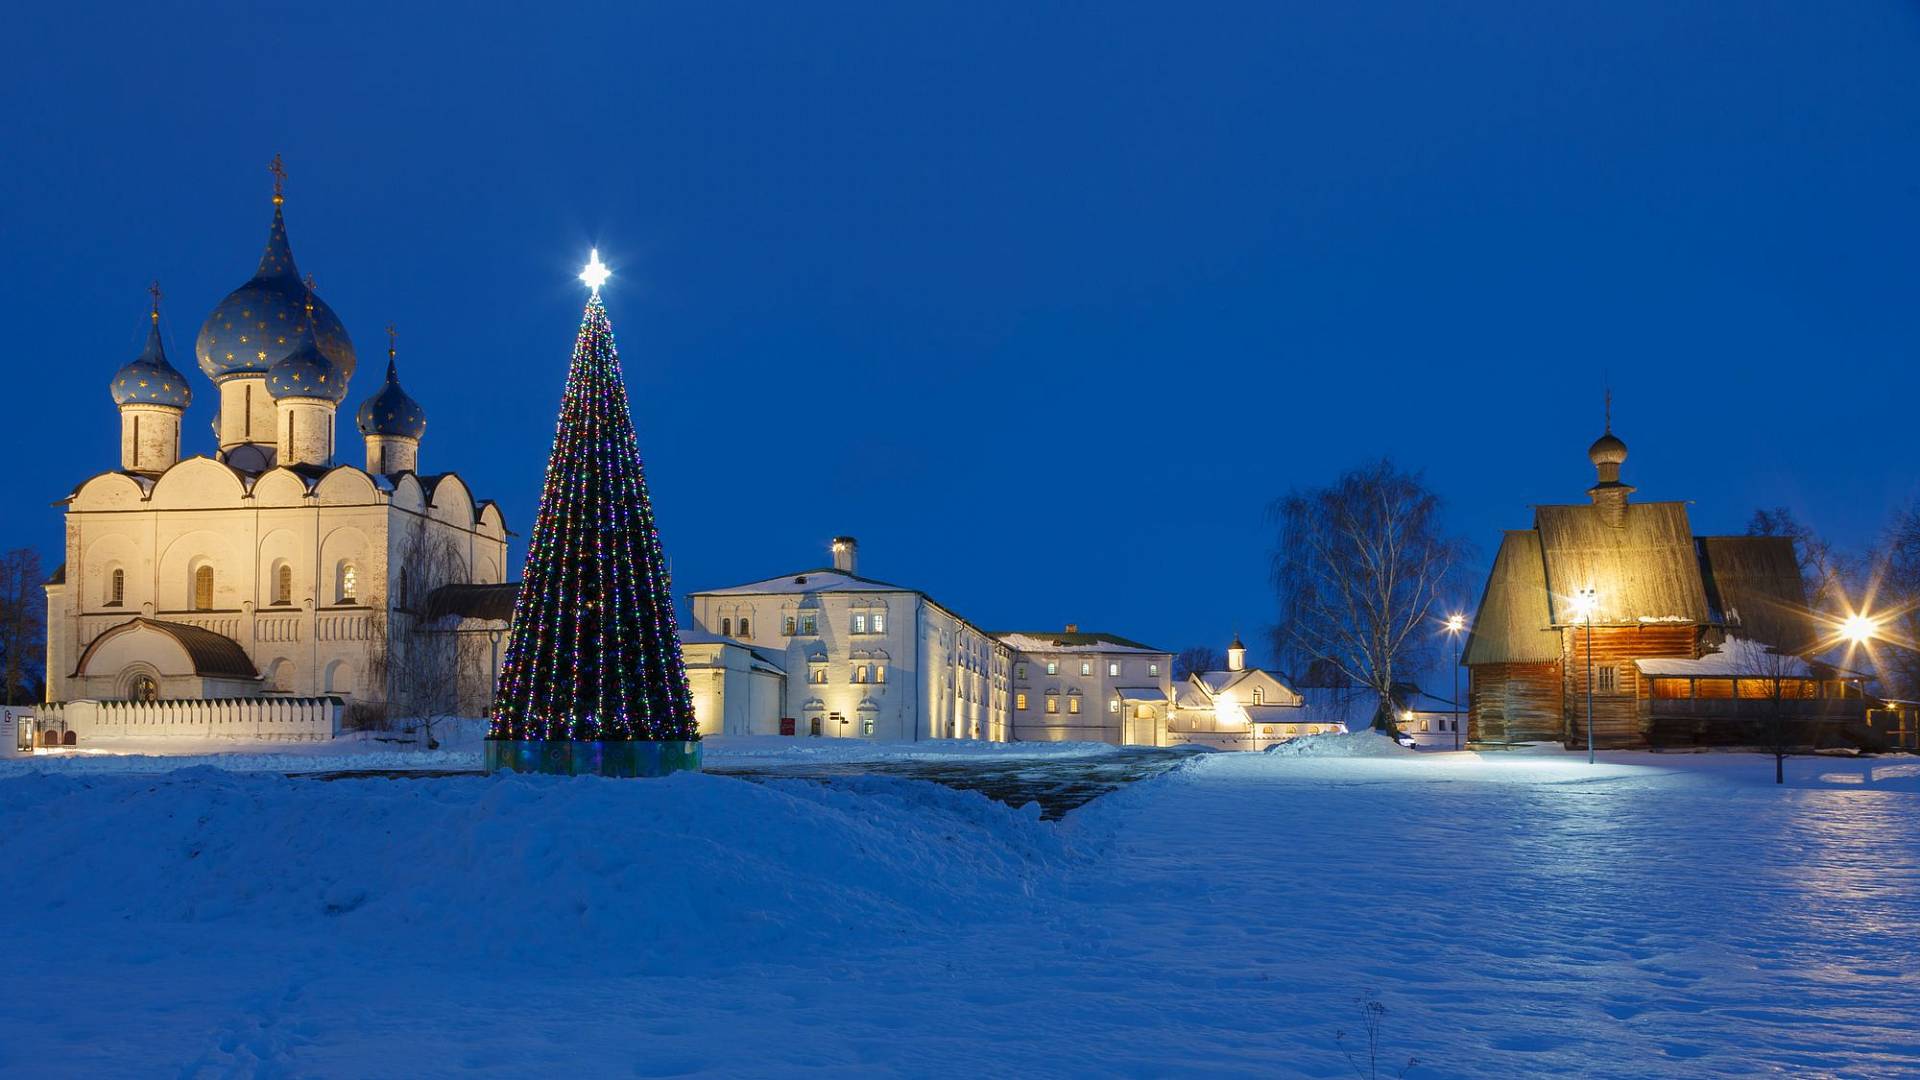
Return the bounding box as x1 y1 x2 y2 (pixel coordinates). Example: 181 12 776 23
1046 661 1058 676
852 613 867 634
1108 662 1120 677
1080 661 1092 676
872 612 886 633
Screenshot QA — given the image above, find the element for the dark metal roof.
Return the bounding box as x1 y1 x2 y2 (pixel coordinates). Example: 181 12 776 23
423 582 520 622
71 617 258 680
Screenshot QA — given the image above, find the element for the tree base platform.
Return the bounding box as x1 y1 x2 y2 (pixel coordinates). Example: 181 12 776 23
484 739 702 778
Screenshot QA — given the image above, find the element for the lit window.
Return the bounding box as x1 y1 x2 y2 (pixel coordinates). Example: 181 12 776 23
1016 692 1028 710
338 563 358 604
275 564 292 606
1253 688 1264 705
1108 662 1120 677
739 618 751 639
1080 662 1092 676
809 663 828 685
108 568 125 607
1149 663 1159 677
193 565 214 611
1046 661 1058 675
854 664 869 684
1108 698 1120 713
853 613 868 634
1045 694 1059 714
784 615 796 636
875 664 886 684
862 717 875 736
872 612 886 633
1068 696 1081 714
1598 666 1618 693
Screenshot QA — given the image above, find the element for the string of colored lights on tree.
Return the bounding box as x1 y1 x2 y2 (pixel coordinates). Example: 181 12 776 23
489 292 698 743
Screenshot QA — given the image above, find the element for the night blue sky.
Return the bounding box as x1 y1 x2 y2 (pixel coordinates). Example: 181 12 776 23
3 2 1917 663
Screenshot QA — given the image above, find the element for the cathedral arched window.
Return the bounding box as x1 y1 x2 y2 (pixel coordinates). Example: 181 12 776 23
721 617 732 637
274 564 293 606
738 618 751 639
107 568 125 607
337 562 358 605
193 565 214 611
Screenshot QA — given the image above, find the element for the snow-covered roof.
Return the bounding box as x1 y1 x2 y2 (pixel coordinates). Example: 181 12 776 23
1293 686 1380 729
997 632 1164 655
693 568 909 596
679 631 788 674
1634 637 1814 678
1244 704 1319 726
1115 687 1167 703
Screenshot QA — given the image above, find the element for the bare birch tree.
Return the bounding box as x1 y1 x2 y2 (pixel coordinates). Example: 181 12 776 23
0 549 46 705
366 527 475 748
1870 504 1920 700
1173 646 1226 680
1747 507 1854 615
1270 460 1464 731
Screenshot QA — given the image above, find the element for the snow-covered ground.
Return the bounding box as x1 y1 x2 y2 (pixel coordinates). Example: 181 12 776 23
0 724 1136 778
3 734 1916 1077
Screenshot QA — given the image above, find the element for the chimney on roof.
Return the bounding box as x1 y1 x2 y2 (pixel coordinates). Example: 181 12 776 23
1586 397 1634 529
1065 623 1079 634
831 536 858 575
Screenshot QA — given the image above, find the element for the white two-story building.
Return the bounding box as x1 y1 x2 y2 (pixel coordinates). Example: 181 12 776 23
686 538 1013 740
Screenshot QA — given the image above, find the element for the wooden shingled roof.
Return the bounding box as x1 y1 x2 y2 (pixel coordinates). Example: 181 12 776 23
1462 530 1560 665
1695 535 1811 651
1532 501 1711 627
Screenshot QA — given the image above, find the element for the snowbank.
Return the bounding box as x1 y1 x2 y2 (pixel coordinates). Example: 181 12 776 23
703 734 1127 764
0 768 1067 977
1261 729 1415 758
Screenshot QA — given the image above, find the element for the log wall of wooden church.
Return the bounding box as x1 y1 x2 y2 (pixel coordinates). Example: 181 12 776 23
1468 661 1563 743
1559 624 1697 747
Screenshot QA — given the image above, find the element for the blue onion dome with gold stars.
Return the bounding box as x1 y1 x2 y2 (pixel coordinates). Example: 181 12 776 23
111 297 192 409
355 335 427 439
195 162 357 383
267 294 348 403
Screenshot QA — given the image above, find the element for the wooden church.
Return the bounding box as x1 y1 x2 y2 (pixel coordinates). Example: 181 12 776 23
1462 421 1859 748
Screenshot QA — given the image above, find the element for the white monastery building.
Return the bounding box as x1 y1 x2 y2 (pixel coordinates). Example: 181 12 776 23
39 165 507 740
682 537 1342 750
687 538 1014 741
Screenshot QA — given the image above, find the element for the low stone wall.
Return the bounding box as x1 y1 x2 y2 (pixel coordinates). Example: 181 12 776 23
34 697 343 743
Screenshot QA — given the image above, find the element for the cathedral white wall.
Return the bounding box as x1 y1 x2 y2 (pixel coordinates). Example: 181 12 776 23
119 405 182 473
216 377 277 451
277 398 337 466
365 434 418 476
52 460 507 715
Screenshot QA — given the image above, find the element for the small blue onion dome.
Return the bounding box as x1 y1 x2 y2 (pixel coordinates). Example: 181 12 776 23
267 294 348 404
111 301 192 409
196 181 357 383
355 344 427 439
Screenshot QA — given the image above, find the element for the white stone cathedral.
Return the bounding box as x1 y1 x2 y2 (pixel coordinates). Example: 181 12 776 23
43 163 508 727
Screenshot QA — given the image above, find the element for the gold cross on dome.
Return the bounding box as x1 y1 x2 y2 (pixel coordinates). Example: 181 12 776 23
148 280 162 322
269 153 287 203
386 322 397 359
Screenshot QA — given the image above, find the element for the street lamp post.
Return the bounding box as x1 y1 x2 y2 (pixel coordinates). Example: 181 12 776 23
1574 589 1598 764
1446 614 1467 750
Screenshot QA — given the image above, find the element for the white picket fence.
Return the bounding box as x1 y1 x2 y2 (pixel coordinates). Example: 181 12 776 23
34 697 343 743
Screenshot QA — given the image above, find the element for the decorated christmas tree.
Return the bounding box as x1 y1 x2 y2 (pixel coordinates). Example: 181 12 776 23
486 251 701 777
